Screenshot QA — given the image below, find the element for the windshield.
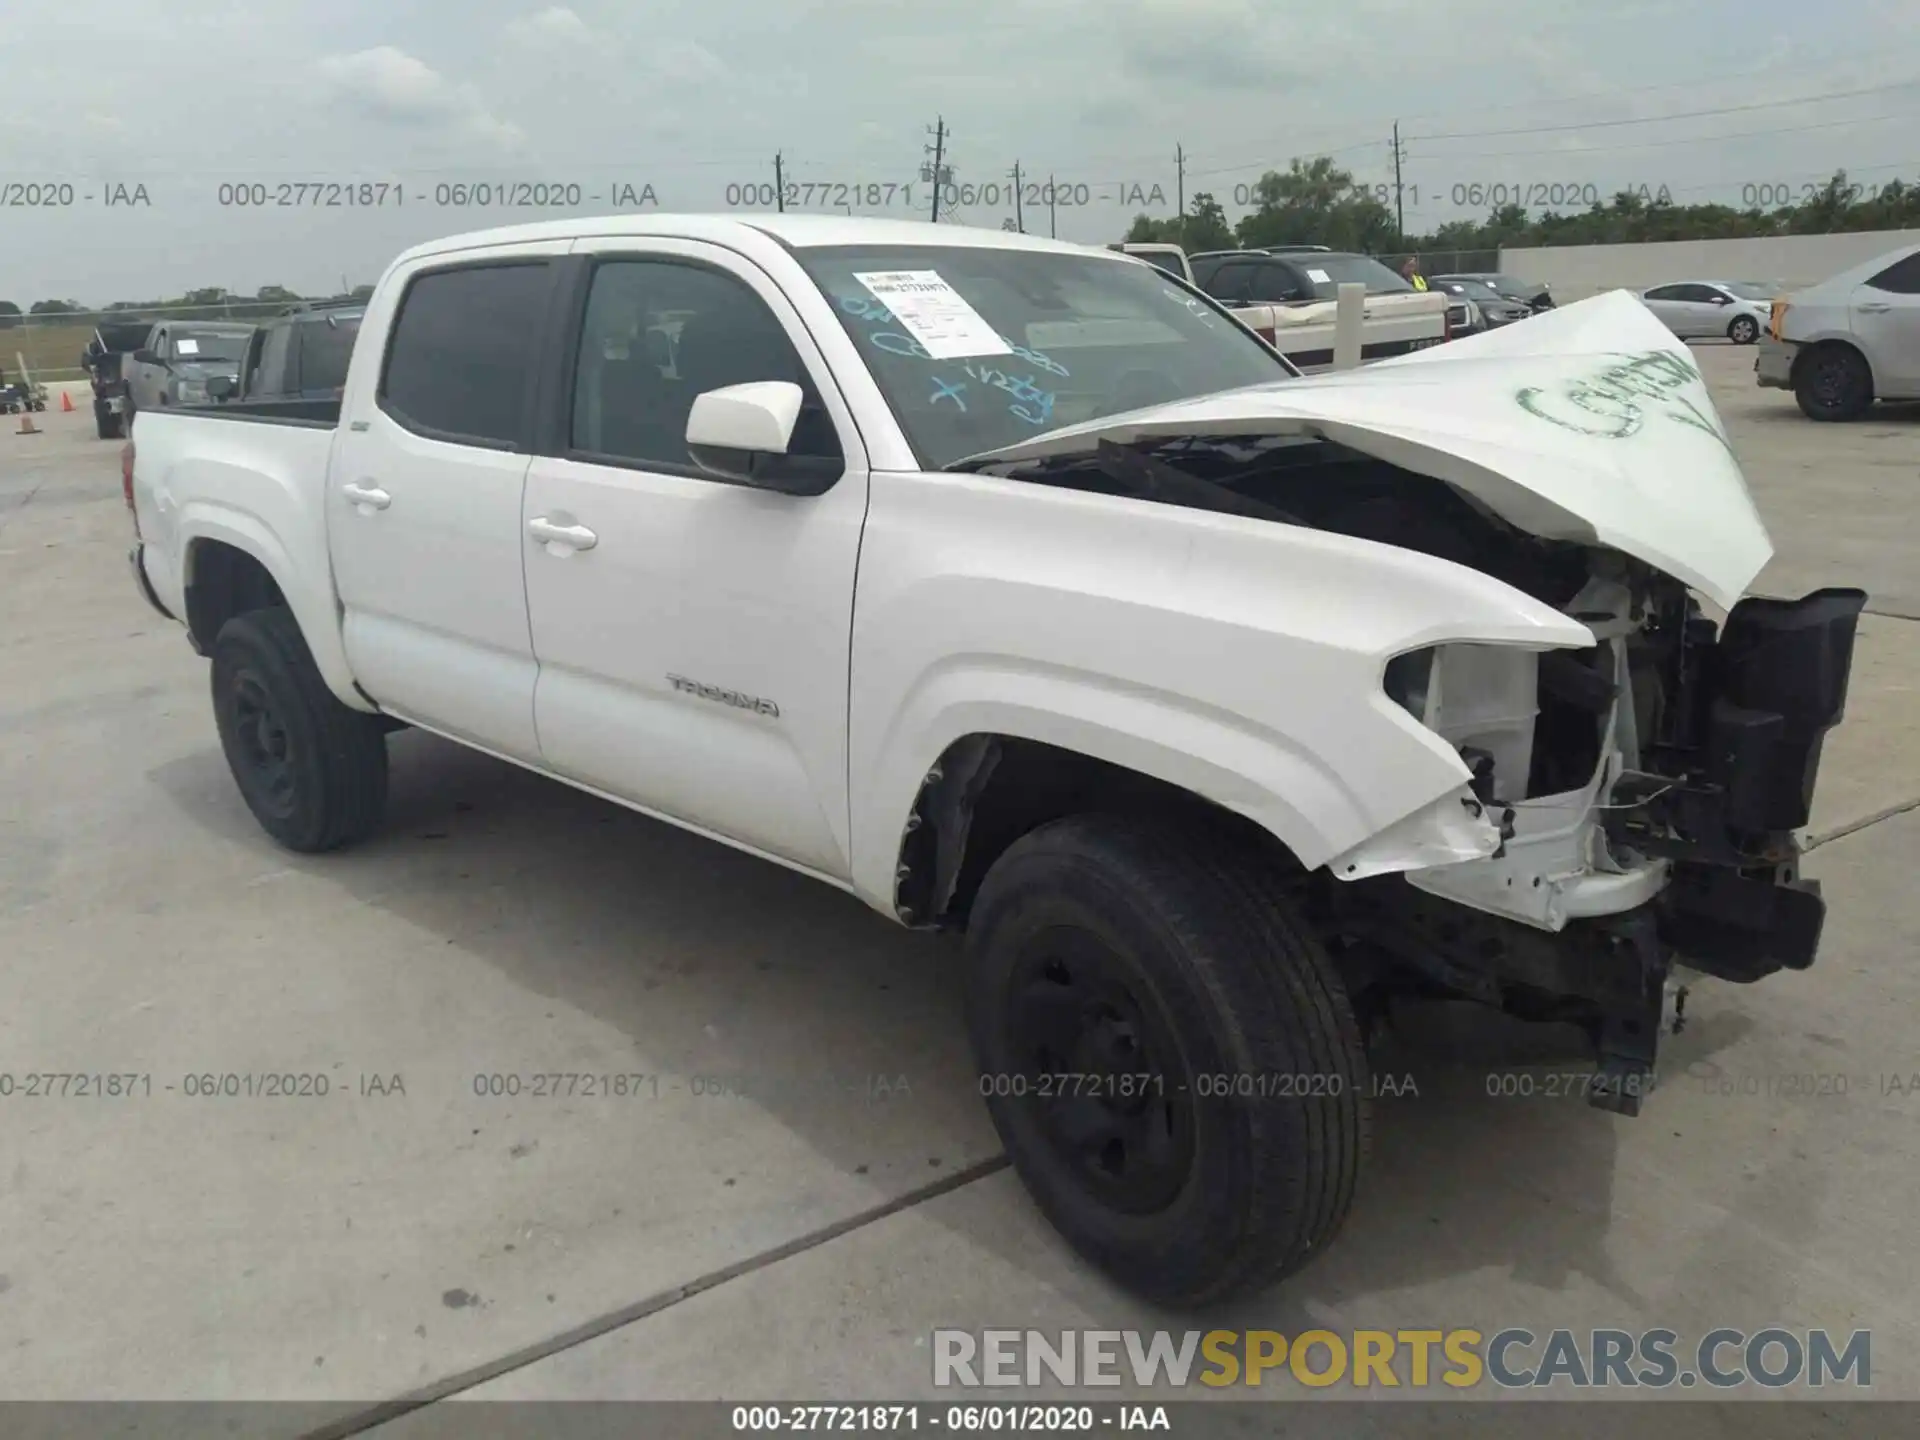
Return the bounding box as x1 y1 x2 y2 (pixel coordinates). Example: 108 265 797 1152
170 330 252 363
1294 255 1411 298
1438 279 1503 302
1490 274 1536 294
796 245 1294 469
1724 281 1776 300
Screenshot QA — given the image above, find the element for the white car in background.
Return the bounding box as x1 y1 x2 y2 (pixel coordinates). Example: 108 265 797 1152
1637 280 1778 345
1756 242 1920 421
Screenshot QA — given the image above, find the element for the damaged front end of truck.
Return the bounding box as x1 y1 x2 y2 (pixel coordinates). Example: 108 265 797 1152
959 292 1867 1112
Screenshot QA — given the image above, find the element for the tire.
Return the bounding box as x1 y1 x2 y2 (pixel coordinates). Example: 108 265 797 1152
210 606 388 853
97 409 123 440
1727 315 1759 345
1794 344 1873 422
965 814 1370 1306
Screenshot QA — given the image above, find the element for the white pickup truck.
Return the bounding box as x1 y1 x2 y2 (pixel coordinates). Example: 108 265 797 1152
1117 243 1459 369
126 213 1864 1307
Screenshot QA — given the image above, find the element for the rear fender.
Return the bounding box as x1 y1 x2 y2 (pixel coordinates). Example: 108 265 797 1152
178 505 367 712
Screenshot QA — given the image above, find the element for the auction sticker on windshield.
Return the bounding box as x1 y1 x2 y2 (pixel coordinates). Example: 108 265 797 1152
1306 268 1331 284
176 338 200 355
853 271 1011 359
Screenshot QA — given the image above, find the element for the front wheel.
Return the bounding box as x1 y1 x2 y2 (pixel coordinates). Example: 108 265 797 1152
1794 344 1873 421
211 607 389 852
1728 314 1759 345
965 815 1370 1306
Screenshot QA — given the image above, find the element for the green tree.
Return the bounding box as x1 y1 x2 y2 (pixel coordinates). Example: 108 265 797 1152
1117 152 1920 256
0 300 20 330
29 299 83 315
1234 158 1395 252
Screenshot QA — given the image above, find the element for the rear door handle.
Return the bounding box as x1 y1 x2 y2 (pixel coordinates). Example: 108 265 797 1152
341 481 391 510
528 517 598 551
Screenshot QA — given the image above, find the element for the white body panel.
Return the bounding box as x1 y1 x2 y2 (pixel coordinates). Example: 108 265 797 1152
128 214 1775 933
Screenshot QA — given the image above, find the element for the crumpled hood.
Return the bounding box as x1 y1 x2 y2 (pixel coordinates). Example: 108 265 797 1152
964 290 1773 610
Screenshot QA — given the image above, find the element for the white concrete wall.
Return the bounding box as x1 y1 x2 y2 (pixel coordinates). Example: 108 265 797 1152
1499 229 1920 301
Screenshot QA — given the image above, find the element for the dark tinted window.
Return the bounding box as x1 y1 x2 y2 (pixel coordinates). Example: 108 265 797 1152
254 324 292 396
380 263 550 447
1678 284 1725 303
1246 262 1308 303
1289 254 1411 297
1643 284 1687 301
1866 252 1920 294
570 259 841 469
1202 262 1256 302
296 312 362 394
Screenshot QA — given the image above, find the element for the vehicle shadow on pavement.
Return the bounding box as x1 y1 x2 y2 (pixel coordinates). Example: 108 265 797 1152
146 729 1752 1331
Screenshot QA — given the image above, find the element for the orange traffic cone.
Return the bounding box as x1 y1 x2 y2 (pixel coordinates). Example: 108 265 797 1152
61 391 75 412
17 410 39 434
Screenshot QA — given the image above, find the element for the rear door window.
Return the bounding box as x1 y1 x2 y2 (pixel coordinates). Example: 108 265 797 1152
379 263 553 448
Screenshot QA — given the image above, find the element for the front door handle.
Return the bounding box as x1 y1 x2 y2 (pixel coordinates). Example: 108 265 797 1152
528 517 598 551
1857 302 1891 313
341 481 391 510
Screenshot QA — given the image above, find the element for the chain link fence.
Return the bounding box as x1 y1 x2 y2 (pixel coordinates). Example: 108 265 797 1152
2 296 363 385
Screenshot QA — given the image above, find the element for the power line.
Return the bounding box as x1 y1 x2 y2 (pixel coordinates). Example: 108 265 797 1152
1416 109 1920 163
1413 80 1920 142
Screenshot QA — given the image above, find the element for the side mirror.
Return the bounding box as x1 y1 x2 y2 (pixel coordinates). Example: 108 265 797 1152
206 375 236 402
131 348 159 366
686 381 828 492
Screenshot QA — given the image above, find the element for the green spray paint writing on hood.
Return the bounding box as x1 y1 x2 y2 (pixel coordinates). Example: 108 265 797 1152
1515 350 1735 459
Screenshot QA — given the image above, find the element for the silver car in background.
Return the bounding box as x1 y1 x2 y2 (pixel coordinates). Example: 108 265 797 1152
1637 280 1779 344
1756 242 1920 421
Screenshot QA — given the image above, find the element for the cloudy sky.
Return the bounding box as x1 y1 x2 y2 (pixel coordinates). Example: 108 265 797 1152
1 0 1917 303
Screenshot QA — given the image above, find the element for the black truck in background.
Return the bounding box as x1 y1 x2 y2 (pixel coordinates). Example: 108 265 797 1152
209 300 365 407
82 319 154 439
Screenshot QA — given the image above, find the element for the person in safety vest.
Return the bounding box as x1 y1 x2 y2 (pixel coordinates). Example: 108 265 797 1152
1400 257 1428 291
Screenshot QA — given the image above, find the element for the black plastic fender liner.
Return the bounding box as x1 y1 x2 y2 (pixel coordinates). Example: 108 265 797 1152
1706 586 1868 832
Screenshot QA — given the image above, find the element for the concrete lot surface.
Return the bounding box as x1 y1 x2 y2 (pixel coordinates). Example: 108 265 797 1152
0 341 1915 1429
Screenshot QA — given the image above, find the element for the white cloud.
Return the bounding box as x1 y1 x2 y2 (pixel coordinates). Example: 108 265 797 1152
314 45 526 152
505 6 594 48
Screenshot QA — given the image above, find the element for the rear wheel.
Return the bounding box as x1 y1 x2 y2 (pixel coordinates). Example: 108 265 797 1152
210 607 388 852
1727 315 1759 345
1794 344 1873 421
965 815 1370 1306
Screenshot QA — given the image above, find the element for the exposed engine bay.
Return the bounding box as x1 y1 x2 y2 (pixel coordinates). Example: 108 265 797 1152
980 432 1868 1112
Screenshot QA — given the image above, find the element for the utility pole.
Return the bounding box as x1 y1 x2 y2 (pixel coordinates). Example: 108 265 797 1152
774 151 785 212
1010 160 1024 232
922 118 949 223
1390 122 1407 242
1048 173 1058 238
1176 143 1185 217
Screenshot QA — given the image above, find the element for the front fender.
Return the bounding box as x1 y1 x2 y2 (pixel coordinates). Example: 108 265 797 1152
846 472 1599 914
850 661 1483 909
